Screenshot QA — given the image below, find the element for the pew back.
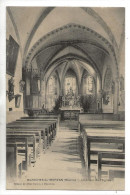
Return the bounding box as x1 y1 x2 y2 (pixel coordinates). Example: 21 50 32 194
81 124 125 180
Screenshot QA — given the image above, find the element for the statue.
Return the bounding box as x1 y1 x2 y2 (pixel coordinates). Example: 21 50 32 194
8 77 14 95
8 77 15 101
19 80 25 92
42 104 47 113
66 87 74 107
67 87 74 98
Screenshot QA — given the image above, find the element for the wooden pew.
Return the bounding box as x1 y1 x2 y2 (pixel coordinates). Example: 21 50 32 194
8 119 57 132
79 120 125 166
6 129 45 179
6 115 59 179
7 134 36 161
82 128 125 180
79 120 125 134
17 118 57 122
7 130 41 157
14 120 57 137
16 119 57 132
16 119 57 142
97 152 125 180
7 138 30 178
7 117 57 148
7 125 49 149
20 115 60 131
7 143 18 178
7 127 48 151
7 120 57 144
21 116 58 119
7 126 52 147
21 115 59 123
6 130 43 178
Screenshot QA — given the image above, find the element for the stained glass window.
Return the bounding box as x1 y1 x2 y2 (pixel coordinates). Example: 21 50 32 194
86 76 94 94
48 76 56 94
47 76 57 111
104 68 112 91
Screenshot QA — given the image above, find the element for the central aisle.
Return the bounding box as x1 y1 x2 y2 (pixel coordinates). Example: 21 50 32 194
24 121 86 180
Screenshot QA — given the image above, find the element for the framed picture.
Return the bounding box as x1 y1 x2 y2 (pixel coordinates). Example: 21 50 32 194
6 35 19 76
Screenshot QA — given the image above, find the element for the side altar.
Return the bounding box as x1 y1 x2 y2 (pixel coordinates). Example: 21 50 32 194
59 88 83 120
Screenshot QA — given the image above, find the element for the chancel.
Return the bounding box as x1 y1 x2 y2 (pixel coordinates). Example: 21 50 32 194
6 7 125 190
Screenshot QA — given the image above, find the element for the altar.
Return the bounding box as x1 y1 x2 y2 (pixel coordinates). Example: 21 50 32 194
60 87 83 120
60 106 82 120
60 87 82 120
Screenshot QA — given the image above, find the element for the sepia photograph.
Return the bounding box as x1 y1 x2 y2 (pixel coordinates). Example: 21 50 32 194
5 6 125 191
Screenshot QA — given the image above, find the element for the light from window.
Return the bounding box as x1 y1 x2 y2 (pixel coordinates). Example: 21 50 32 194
86 76 93 94
48 76 56 94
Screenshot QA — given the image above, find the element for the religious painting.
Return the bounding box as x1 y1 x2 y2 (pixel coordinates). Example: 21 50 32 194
6 35 19 76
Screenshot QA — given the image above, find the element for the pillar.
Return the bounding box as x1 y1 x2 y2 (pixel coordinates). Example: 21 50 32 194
113 78 119 114
40 79 46 108
25 72 31 95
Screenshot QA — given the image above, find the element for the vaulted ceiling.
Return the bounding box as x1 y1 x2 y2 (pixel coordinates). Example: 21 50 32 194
7 7 125 81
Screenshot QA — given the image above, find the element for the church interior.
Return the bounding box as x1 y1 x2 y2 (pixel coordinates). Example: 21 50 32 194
6 7 125 190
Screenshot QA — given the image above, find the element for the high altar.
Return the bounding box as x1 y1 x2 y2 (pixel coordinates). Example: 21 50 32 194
60 88 82 120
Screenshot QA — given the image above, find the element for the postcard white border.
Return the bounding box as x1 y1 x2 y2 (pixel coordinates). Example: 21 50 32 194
0 0 130 194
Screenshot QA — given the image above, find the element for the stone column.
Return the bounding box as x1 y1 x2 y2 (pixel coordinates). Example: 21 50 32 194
25 71 31 95
94 76 98 112
40 79 46 108
113 78 119 114
44 77 47 109
97 77 102 112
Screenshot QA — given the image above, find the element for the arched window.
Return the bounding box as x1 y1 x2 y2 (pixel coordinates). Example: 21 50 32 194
47 75 57 111
48 76 57 95
104 68 112 92
86 76 94 94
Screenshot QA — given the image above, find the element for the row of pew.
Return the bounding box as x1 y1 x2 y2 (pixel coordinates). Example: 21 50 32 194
6 114 59 179
79 119 125 181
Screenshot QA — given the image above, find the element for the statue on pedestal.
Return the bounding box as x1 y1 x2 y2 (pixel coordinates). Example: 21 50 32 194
19 80 25 92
